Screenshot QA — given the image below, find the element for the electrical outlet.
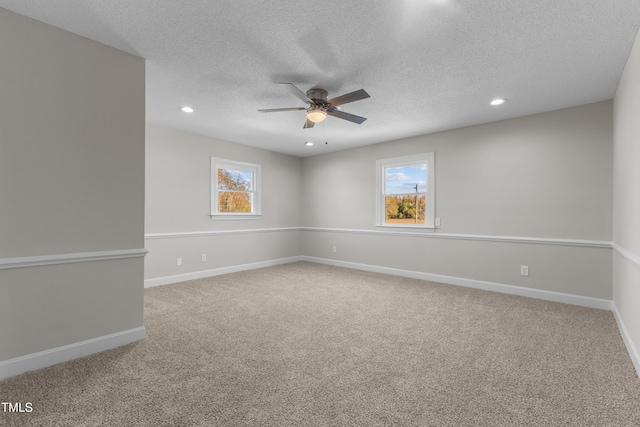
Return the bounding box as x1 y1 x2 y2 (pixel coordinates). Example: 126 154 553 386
177 258 182 266
201 254 207 262
435 217 441 227
520 265 529 276
332 246 337 253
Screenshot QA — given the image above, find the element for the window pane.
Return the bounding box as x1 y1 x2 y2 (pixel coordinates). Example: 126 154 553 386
218 191 252 213
217 168 253 191
385 164 426 194
385 194 426 224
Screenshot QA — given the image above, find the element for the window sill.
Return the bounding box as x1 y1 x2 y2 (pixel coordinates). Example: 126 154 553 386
375 225 435 233
210 214 262 220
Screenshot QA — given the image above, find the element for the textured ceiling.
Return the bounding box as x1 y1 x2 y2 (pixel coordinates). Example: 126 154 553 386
2 1 639 157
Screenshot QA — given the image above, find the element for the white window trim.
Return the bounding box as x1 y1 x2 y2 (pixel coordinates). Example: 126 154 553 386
376 152 435 229
210 157 262 218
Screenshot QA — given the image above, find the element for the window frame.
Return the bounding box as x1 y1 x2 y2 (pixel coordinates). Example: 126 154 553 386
210 157 262 219
376 153 435 229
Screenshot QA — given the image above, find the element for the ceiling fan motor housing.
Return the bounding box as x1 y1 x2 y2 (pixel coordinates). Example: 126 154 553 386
306 88 328 104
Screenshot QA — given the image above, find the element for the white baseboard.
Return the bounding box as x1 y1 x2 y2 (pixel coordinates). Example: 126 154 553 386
144 256 303 288
302 256 612 310
0 326 146 380
611 302 640 379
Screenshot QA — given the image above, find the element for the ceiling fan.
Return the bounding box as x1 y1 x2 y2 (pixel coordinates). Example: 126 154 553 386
258 83 370 129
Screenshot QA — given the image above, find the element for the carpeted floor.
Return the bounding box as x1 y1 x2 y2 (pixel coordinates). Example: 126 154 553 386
2 261 640 426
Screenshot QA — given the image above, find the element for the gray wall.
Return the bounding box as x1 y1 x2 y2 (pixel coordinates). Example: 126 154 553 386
146 102 614 301
302 102 613 299
144 125 302 282
613 28 640 366
0 9 145 361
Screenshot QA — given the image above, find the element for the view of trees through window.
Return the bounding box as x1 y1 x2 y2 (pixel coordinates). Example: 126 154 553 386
385 194 426 224
217 168 253 213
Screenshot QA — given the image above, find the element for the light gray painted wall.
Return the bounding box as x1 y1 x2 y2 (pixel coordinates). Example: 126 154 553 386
0 9 145 258
0 9 145 361
303 102 613 239
145 231 302 281
303 231 612 299
1 259 144 360
302 102 614 299
613 28 640 365
144 125 302 280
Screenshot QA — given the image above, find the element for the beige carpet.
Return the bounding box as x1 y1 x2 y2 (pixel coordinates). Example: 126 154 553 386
2 261 640 426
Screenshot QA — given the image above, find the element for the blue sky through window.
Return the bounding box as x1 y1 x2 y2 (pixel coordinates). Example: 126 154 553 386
385 164 426 194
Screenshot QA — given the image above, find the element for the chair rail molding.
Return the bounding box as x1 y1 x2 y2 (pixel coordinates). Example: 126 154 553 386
0 248 148 270
144 227 301 239
302 227 612 249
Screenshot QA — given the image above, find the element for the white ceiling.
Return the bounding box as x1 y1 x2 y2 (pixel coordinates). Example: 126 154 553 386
2 1 639 157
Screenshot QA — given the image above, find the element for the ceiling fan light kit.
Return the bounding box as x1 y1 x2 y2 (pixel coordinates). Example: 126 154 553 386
259 83 370 129
307 108 327 123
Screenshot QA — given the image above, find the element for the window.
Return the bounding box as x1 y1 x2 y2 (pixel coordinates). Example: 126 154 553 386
211 158 261 217
376 153 434 228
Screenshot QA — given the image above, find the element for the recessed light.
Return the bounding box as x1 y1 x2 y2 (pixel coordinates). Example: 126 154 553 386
490 98 506 106
180 106 194 113
304 141 314 146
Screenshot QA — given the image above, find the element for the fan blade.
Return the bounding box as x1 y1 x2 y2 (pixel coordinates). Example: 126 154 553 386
327 89 370 107
258 107 307 112
280 83 312 104
327 109 367 124
303 117 315 129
